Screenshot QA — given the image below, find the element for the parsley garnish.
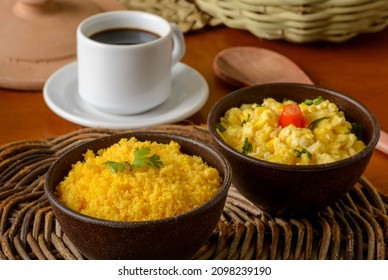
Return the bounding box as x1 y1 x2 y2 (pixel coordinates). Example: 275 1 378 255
308 116 330 130
242 138 253 154
242 114 250 125
132 147 163 169
102 161 130 173
304 96 324 106
215 123 226 133
351 122 363 140
295 148 312 159
102 147 163 173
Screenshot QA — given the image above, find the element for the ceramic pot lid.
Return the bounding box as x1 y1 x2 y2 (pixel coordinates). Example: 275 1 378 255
0 0 125 91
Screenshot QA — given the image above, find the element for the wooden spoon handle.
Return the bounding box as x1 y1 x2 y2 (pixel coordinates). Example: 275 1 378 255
18 0 52 4
376 129 388 155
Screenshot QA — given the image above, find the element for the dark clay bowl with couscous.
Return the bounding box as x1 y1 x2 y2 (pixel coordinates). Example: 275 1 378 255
208 83 380 217
44 132 232 260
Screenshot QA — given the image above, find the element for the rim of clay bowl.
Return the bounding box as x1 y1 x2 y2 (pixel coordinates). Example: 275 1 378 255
208 83 380 172
44 132 232 228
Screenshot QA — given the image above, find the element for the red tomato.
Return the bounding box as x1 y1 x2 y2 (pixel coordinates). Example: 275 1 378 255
279 104 305 128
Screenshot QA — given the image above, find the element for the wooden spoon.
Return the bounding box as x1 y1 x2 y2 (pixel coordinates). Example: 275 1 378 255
213 46 388 156
214 47 313 87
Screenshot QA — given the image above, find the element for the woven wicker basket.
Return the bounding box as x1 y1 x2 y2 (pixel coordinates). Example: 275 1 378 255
195 0 388 43
119 0 221 32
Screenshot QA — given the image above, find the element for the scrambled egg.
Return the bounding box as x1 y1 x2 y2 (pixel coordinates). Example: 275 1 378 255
217 97 366 165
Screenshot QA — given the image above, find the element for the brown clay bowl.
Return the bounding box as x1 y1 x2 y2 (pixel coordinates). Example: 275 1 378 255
44 132 232 259
208 83 380 217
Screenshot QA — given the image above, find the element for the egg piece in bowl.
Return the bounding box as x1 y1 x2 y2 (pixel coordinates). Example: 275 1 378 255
44 132 232 259
208 83 380 217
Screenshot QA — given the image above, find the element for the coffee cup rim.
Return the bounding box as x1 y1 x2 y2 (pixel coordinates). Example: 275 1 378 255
77 11 172 48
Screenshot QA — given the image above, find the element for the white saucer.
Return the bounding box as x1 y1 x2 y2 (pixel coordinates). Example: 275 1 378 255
43 62 208 129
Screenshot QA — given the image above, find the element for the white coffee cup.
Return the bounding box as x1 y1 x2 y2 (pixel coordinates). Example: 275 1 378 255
77 11 186 115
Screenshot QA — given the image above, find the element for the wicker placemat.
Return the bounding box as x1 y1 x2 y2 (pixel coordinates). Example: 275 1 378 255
118 0 221 33
0 125 387 260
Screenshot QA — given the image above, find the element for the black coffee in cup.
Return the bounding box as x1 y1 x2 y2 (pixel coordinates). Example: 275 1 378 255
90 28 160 45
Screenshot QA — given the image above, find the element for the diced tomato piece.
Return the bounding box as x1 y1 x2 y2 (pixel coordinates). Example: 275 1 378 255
279 104 305 128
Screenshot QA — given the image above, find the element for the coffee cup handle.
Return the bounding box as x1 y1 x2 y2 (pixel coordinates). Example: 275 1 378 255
171 23 186 66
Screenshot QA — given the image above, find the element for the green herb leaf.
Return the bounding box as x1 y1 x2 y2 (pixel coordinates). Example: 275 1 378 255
102 161 129 173
132 147 163 169
295 148 312 159
103 146 163 173
242 138 253 154
351 122 363 140
215 123 226 133
304 96 324 106
242 114 251 125
308 116 330 130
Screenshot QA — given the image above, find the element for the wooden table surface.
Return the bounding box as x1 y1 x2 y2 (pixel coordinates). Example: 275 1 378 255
1 25 387 195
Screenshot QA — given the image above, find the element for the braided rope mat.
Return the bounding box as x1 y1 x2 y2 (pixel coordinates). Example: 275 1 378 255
118 0 221 33
0 125 387 260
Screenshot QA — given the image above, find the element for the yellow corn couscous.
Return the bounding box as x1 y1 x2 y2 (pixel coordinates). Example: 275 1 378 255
217 97 366 165
56 138 222 222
